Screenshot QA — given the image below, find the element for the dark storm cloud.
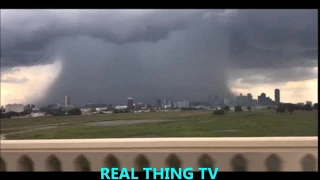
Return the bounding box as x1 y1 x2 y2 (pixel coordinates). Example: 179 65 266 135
1 10 204 67
2 10 317 69
0 9 318 105
225 9 318 69
1 76 29 84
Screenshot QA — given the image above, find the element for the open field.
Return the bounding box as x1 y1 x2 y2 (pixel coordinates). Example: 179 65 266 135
1 111 203 129
2 110 317 139
0 111 206 135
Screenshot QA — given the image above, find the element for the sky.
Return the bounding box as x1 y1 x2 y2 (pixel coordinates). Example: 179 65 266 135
0 9 318 106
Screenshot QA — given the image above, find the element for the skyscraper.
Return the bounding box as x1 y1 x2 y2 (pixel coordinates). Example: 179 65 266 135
275 89 280 105
163 99 167 106
65 95 71 106
258 93 267 106
247 93 253 106
156 99 162 108
127 97 134 110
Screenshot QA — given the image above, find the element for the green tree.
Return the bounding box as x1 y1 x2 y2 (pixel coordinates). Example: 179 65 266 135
68 108 81 115
234 106 242 112
276 106 286 114
303 104 312 111
213 109 225 116
19 110 31 116
223 106 230 112
287 107 294 114
4 111 20 118
313 103 318 110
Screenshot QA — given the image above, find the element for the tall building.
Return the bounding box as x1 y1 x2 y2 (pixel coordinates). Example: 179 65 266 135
156 99 162 108
236 93 248 106
258 93 273 106
182 100 190 108
65 95 71 106
275 89 280 105
223 98 229 105
24 104 31 112
171 101 174 109
247 93 253 106
163 99 167 106
127 97 134 110
5 104 24 113
135 102 144 110
258 93 266 106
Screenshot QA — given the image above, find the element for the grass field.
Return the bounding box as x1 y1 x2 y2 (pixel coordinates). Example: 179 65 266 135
2 109 317 140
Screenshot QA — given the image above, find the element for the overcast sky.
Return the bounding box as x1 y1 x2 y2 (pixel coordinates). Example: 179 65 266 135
1 9 318 106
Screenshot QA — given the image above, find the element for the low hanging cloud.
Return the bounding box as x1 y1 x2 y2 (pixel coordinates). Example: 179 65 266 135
1 76 29 84
0 9 318 105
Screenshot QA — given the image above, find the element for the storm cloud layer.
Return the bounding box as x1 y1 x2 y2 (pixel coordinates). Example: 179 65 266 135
1 9 318 105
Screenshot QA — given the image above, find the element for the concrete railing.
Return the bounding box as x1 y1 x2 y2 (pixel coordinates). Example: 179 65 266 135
0 137 318 172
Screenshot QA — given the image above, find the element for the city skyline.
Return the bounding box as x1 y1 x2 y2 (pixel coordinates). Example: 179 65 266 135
1 9 318 105
0 77 318 106
2 88 317 108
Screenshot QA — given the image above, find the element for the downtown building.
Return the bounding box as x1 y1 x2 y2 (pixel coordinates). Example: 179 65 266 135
127 97 134 110
65 95 71 106
258 93 274 107
5 104 25 113
235 93 254 107
275 89 280 105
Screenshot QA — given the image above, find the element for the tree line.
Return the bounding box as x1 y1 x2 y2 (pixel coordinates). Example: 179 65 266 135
213 103 318 116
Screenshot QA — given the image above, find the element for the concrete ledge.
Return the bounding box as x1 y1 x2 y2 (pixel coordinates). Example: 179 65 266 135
0 137 317 171
1 137 317 150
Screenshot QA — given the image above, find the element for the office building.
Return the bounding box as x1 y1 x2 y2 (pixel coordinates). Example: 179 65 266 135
5 104 24 113
127 97 134 110
171 101 174 108
247 93 253 106
258 93 266 106
163 99 167 106
182 100 190 108
156 99 162 108
223 98 229 105
258 93 273 106
115 106 127 110
275 89 280 105
236 93 250 106
24 104 32 112
65 95 71 106
135 102 144 110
